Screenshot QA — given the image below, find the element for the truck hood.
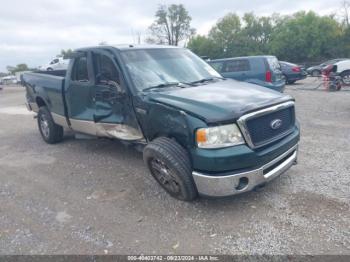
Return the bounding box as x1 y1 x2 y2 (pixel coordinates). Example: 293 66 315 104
149 79 292 124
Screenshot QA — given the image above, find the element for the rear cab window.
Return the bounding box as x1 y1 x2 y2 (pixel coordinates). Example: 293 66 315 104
71 55 89 82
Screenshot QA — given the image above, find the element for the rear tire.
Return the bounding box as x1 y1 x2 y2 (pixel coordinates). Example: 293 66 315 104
47 67 53 71
37 106 64 144
143 137 197 201
287 80 296 84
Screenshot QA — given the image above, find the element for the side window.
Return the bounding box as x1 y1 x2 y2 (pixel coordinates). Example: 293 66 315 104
50 59 59 65
93 53 120 85
71 55 89 82
224 59 250 72
210 62 224 72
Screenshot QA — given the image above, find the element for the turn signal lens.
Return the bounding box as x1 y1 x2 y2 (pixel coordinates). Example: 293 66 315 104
196 129 207 143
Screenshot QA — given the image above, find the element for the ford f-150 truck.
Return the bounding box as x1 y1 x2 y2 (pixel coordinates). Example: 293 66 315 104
22 45 300 201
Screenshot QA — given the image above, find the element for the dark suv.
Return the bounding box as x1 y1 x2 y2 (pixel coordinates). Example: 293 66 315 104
209 56 285 92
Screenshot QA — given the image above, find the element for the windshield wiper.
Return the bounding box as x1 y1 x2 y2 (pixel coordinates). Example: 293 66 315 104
142 82 181 92
187 77 225 85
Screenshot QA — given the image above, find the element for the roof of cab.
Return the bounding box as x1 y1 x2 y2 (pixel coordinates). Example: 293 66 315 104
75 44 181 52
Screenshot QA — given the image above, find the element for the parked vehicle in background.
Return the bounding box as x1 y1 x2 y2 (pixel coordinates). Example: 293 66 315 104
21 45 299 201
39 57 69 71
209 56 285 92
321 64 342 91
306 58 348 77
0 75 17 85
280 61 307 84
331 60 350 85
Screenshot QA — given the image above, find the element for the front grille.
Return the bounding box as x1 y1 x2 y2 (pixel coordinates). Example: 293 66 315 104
245 106 295 147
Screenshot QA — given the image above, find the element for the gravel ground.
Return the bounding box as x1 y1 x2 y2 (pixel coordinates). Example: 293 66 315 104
0 78 349 255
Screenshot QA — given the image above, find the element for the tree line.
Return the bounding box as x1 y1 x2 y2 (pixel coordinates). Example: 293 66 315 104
187 11 350 64
149 2 350 64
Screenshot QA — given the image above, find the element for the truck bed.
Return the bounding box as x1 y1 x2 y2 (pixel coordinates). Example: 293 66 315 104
22 70 67 116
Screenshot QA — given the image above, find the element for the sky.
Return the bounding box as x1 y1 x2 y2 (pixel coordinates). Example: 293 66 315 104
0 0 341 72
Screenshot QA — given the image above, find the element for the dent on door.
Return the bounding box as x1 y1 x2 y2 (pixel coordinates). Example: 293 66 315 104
70 115 144 141
93 84 144 141
95 122 144 140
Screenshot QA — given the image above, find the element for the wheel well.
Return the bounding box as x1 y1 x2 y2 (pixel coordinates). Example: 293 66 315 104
151 134 185 147
150 135 193 162
340 70 350 76
36 97 46 108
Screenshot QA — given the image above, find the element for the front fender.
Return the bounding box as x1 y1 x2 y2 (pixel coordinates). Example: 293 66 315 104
137 101 206 150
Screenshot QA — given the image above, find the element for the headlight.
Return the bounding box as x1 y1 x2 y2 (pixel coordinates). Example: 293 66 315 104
196 123 245 149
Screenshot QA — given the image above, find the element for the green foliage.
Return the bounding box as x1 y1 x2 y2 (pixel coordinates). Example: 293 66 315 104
148 4 195 46
270 11 342 62
188 11 349 63
240 13 274 54
208 13 242 57
6 64 30 74
187 35 220 58
58 49 73 59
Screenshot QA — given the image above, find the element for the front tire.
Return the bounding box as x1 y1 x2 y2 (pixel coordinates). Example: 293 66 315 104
37 106 64 144
341 70 350 86
143 137 198 201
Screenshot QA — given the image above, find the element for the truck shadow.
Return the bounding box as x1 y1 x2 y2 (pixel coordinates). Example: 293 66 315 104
60 133 284 209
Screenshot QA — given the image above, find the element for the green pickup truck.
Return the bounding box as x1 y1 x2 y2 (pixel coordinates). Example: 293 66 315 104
22 45 299 201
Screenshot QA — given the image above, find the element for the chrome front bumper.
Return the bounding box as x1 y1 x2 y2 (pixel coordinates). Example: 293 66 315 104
192 144 298 197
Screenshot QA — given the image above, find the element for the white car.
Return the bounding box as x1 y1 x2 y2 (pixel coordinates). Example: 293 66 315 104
1 75 17 84
39 57 68 71
334 60 350 85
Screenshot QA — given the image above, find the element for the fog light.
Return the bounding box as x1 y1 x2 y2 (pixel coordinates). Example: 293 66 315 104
235 177 249 190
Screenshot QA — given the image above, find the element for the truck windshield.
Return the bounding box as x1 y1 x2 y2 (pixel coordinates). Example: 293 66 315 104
120 48 222 91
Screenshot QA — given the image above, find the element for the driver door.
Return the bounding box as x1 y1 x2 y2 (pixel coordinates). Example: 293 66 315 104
91 50 143 140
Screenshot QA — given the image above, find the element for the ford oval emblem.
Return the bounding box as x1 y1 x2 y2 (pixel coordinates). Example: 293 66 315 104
270 119 282 130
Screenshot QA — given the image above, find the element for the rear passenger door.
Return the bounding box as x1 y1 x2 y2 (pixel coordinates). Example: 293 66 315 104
66 51 96 134
221 59 251 81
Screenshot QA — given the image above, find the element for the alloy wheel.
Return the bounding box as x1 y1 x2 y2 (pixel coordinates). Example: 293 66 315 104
39 114 50 139
149 158 181 194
